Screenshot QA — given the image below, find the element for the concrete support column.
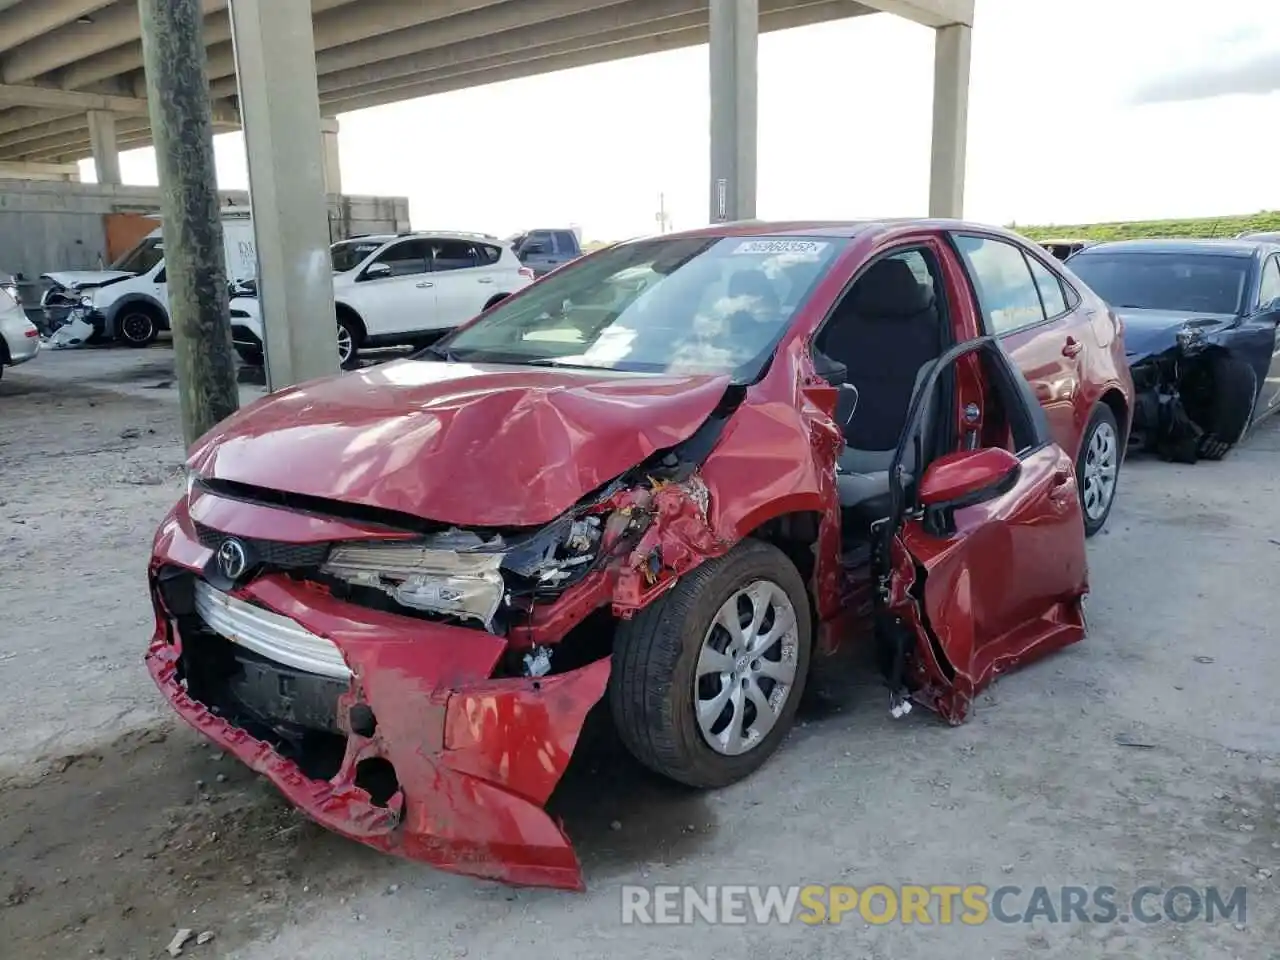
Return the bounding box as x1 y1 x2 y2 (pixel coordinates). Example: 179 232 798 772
928 23 971 219
708 0 757 223
229 0 337 391
320 117 341 195
86 109 121 186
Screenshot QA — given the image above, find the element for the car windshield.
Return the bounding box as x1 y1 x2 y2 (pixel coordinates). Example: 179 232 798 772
110 236 164 274
331 239 386 273
431 236 845 379
1069 253 1249 314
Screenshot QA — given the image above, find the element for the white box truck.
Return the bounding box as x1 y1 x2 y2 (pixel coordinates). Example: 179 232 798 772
40 209 257 346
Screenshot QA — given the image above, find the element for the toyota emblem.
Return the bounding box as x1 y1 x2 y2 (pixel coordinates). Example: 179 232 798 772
216 538 249 581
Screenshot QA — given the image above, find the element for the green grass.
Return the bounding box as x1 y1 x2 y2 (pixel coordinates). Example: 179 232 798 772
1014 211 1280 242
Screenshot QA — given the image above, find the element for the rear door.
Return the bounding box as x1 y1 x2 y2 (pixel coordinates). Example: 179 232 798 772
885 337 1089 723
952 233 1089 457
429 239 494 328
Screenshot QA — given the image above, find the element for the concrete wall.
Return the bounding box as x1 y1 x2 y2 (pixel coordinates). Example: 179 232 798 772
0 179 410 303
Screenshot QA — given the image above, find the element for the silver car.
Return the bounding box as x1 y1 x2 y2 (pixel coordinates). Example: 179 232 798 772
1 280 40 379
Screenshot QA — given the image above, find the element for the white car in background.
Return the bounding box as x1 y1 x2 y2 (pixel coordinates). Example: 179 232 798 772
231 231 535 368
0 281 40 380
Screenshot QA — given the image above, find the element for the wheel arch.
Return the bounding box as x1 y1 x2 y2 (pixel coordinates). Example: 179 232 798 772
104 294 167 338
483 292 511 311
334 301 367 342
1098 386 1131 451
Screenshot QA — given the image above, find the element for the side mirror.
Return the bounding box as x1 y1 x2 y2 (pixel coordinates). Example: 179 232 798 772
363 262 392 281
813 352 848 386
919 447 1021 509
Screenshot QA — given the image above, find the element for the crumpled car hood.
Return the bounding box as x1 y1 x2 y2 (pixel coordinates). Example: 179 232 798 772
40 270 135 289
189 358 731 527
1118 309 1236 363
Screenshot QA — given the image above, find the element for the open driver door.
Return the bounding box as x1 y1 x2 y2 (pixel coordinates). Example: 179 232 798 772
874 336 1090 723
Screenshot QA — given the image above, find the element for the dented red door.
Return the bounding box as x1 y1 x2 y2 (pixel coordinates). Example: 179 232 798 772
892 442 1089 722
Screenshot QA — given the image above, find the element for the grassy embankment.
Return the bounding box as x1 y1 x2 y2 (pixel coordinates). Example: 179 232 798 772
1015 211 1280 242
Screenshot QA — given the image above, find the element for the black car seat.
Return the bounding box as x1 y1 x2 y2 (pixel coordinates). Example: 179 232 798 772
814 256 944 527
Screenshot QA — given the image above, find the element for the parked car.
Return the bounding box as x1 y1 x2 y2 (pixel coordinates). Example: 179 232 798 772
1065 238 1280 461
41 211 256 347
1237 230 1280 243
146 219 1130 891
1039 238 1096 261
230 231 534 369
1 271 18 304
508 227 583 276
0 281 40 379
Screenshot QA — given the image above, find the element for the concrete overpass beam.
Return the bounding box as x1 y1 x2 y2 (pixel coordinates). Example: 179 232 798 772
857 0 973 28
86 108 121 185
928 22 970 218
709 0 757 223
229 0 338 390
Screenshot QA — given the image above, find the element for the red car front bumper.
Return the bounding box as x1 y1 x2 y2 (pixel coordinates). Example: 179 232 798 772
148 508 610 890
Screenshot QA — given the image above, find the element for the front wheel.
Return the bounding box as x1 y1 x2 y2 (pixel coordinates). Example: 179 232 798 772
117 309 159 347
1078 404 1121 537
609 540 812 788
336 317 360 370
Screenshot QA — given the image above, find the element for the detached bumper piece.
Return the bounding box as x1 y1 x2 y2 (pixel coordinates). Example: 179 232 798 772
148 566 610 890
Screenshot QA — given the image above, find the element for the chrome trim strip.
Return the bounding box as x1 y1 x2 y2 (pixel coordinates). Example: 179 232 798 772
194 581 351 681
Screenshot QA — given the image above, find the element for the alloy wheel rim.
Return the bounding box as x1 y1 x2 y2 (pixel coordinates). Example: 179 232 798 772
694 580 799 756
122 313 153 342
1082 421 1118 521
336 324 353 364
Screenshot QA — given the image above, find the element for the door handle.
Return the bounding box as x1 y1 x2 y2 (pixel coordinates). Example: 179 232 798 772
415 281 434 288
1062 336 1083 358
477 277 494 284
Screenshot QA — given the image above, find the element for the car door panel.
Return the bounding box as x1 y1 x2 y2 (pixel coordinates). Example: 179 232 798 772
430 240 494 328
882 337 1089 724
1254 255 1280 415
353 240 436 337
952 234 1086 457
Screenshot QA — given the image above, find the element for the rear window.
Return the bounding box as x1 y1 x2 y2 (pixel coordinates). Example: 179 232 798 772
1069 252 1249 314
0 284 16 308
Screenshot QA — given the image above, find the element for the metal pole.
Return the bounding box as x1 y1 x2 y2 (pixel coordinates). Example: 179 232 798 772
709 0 758 223
137 0 238 447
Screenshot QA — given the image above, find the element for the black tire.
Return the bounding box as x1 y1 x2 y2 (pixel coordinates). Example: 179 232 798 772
116 307 160 347
1077 404 1122 537
609 540 812 788
336 315 361 370
1191 353 1256 461
235 346 264 367
482 293 510 311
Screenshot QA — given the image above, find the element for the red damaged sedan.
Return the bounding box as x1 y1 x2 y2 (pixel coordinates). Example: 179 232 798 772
147 220 1133 891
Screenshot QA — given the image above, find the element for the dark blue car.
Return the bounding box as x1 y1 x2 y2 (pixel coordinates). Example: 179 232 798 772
1066 239 1280 462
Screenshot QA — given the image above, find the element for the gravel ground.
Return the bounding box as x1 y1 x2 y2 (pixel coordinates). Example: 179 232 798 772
1 348 1278 960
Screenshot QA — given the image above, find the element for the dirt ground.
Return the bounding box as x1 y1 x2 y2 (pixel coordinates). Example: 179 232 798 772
2 347 1279 960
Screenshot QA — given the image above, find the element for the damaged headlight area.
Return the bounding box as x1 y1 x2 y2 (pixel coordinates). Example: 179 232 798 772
322 540 506 630
319 516 608 632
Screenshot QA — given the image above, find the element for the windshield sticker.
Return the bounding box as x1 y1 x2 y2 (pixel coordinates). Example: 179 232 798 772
732 239 829 257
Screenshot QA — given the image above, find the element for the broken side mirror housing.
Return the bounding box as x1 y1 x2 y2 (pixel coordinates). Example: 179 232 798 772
918 447 1021 509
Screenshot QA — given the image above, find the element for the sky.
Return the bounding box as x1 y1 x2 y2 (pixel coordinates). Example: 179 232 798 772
88 0 1280 242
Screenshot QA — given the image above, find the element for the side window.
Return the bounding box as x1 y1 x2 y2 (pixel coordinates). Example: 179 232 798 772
431 240 479 272
1258 257 1280 308
553 231 578 255
478 244 502 265
954 235 1046 335
370 239 430 278
1026 255 1068 318
524 231 553 256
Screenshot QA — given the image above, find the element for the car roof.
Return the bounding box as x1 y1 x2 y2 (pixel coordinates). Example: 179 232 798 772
1075 238 1270 258
627 218 1029 242
336 231 504 245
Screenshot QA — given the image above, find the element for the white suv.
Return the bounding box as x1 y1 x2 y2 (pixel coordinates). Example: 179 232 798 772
231 231 534 368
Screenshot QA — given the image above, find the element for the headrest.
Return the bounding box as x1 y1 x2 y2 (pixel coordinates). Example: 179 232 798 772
850 258 934 317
